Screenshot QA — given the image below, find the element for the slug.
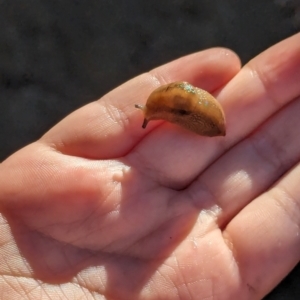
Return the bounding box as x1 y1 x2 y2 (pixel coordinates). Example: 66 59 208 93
135 81 226 136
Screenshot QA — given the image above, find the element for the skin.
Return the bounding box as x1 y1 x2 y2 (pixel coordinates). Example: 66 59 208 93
0 33 300 299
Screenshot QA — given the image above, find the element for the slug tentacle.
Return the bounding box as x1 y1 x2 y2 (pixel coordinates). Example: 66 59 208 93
142 118 148 129
134 81 226 137
134 104 145 110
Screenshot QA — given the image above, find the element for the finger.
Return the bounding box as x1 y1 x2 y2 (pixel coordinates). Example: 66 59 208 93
186 95 300 222
223 160 300 298
221 32 300 141
41 48 240 159
128 33 300 190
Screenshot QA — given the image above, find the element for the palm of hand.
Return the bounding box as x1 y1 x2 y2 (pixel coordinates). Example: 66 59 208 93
1 34 300 300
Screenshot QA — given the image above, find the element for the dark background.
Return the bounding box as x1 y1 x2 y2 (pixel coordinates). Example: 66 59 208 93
0 0 299 298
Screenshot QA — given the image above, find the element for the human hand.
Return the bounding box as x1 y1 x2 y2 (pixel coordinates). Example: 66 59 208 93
0 33 299 300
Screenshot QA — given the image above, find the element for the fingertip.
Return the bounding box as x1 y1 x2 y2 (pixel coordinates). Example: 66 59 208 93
151 47 241 92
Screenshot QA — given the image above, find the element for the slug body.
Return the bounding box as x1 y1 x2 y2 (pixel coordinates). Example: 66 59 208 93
135 81 226 136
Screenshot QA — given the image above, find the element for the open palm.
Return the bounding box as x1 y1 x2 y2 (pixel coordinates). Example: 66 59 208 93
0 33 299 300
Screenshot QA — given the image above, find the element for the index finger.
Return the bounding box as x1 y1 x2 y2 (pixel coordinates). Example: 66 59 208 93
41 48 241 159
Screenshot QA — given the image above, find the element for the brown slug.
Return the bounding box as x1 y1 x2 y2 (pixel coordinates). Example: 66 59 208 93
135 81 226 136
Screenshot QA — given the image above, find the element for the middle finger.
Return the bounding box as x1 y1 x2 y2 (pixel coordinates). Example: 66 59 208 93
186 95 300 224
